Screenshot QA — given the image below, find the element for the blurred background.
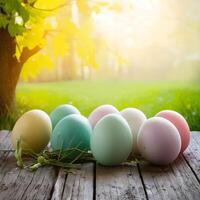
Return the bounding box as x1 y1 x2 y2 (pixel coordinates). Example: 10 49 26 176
1 0 200 130
20 0 200 82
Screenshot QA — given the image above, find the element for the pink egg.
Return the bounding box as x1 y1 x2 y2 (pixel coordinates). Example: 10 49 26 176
88 105 119 129
137 117 181 165
156 110 190 153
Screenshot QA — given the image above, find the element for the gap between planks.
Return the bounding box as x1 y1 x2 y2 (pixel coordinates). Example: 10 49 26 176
51 163 94 200
182 132 200 183
0 131 58 200
0 131 200 200
138 131 200 200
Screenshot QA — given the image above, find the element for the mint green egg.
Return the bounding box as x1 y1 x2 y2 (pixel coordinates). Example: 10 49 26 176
91 114 133 166
51 114 92 155
50 104 80 129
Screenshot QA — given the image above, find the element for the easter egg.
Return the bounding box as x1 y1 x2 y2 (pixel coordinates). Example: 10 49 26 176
88 104 119 129
156 110 190 153
50 104 80 129
51 114 92 153
91 114 132 166
11 109 52 153
121 108 147 155
137 117 181 165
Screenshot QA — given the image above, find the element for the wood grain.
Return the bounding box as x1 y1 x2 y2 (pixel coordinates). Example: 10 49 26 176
139 154 200 199
96 164 147 200
0 131 200 200
183 132 200 182
61 163 94 200
0 131 57 200
52 163 94 200
51 168 66 200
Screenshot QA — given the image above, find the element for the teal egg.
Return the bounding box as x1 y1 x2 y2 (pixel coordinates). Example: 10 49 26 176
50 104 80 129
91 114 133 166
51 114 92 154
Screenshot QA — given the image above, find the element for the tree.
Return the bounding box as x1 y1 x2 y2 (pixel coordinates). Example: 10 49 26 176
0 0 44 117
0 0 120 117
0 28 39 116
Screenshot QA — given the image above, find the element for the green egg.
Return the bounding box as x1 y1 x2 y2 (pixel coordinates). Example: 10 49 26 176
91 113 133 166
51 114 92 157
50 104 80 129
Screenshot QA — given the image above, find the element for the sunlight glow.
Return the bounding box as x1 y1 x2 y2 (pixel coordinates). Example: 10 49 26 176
88 0 200 80
20 0 200 81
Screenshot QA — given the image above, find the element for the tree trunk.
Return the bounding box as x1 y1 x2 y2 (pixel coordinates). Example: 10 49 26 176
0 27 41 118
0 26 41 118
0 29 23 117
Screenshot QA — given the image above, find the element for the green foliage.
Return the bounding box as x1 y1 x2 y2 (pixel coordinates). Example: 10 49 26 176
0 14 9 28
0 0 29 36
15 141 94 172
0 0 125 81
0 100 31 130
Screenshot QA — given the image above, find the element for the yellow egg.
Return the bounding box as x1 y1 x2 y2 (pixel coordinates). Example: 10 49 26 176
11 109 52 153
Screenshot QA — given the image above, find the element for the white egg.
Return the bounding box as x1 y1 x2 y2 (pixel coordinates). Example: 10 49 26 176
121 108 147 155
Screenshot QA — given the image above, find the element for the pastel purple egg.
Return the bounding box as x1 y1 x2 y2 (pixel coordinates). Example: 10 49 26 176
88 105 119 129
121 108 147 155
137 117 181 165
156 110 190 153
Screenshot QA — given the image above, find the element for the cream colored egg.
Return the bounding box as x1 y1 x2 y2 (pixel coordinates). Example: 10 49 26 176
121 108 147 155
11 109 52 153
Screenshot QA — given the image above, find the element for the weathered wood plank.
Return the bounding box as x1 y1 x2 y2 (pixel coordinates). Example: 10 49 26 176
0 131 58 200
139 154 200 199
0 131 200 200
62 163 94 200
52 163 94 200
0 130 13 194
51 168 66 200
0 130 11 153
183 132 200 182
96 164 147 200
0 130 11 169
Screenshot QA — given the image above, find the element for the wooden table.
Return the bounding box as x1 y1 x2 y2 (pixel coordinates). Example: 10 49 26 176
0 131 199 200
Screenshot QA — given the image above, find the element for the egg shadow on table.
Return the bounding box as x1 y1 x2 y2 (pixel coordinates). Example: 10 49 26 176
138 154 185 174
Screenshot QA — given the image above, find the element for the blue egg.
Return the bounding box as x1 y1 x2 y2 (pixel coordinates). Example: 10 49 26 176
50 104 80 129
51 114 92 154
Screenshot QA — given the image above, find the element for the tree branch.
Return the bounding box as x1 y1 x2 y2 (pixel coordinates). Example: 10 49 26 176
19 46 41 65
18 27 63 65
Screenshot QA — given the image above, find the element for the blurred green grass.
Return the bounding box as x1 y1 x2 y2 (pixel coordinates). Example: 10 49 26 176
1 80 200 130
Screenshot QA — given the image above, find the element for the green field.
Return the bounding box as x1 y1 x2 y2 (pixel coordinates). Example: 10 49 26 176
1 81 200 130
